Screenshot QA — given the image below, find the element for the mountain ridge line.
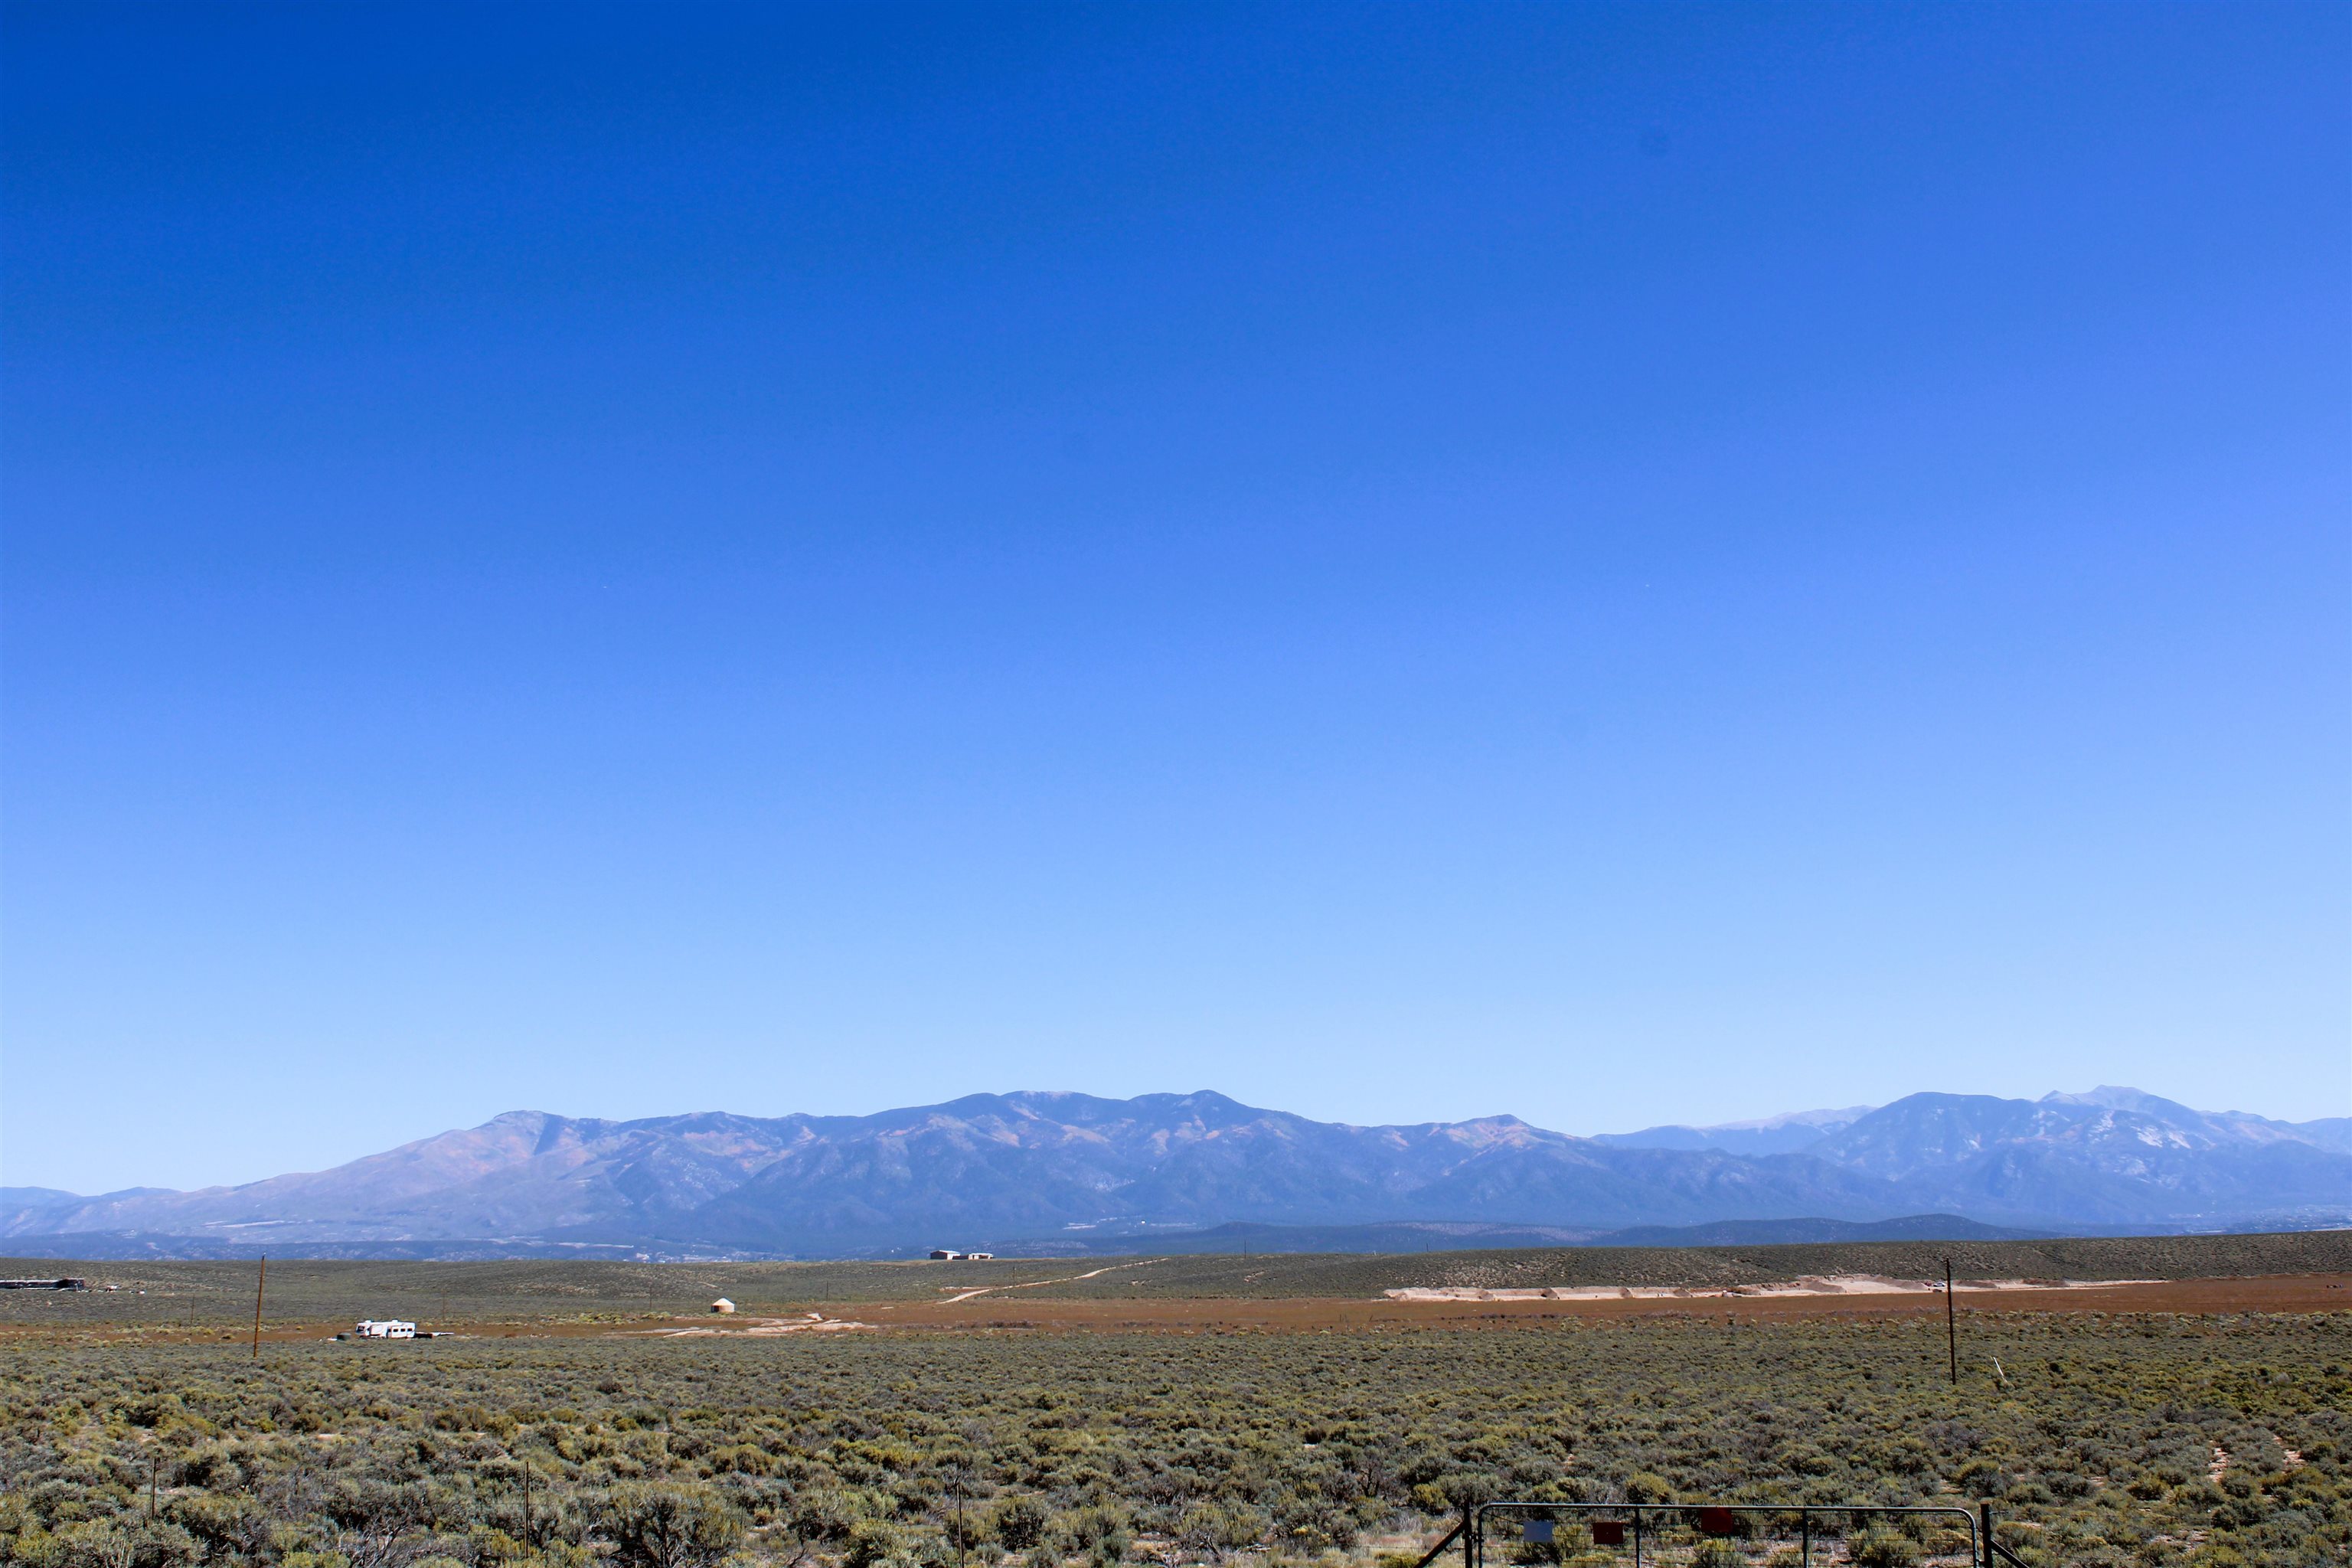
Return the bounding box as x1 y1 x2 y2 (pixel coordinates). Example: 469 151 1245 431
7 1086 2346 1258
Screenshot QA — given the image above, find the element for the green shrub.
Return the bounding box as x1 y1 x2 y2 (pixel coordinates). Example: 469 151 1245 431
1848 1527 1919 1567
600 1485 744 1568
1954 1459 2007 1499
989 1498 1050 1552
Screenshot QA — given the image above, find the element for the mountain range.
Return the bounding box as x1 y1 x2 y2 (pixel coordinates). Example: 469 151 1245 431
5 1086 2346 1259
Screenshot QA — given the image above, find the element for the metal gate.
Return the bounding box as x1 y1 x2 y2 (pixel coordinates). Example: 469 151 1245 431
1445 1499 2033 1568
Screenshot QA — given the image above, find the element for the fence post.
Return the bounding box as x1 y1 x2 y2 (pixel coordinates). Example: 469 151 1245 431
1462 1505 1474 1568
1978 1502 1993 1568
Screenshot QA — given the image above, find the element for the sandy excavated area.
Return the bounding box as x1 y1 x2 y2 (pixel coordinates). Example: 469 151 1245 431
1386 1273 2157 1303
648 1313 875 1336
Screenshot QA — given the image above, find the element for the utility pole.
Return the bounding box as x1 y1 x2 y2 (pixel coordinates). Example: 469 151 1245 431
1943 1258 1958 1387
250 1256 268 1362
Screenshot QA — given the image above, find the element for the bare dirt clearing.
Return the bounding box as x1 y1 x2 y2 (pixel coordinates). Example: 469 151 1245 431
1385 1272 2163 1302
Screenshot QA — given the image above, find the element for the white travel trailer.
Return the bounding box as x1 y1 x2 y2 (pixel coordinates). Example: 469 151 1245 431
353 1319 416 1338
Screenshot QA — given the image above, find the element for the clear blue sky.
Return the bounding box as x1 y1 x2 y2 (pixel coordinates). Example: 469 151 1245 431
5 3 2346 1194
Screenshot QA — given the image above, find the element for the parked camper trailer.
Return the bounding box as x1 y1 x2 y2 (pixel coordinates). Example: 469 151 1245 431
352 1319 416 1339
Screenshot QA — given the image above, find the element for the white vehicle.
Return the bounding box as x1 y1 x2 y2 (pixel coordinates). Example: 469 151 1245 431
353 1318 416 1339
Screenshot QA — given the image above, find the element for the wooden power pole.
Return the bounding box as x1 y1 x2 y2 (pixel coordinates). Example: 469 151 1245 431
250 1256 268 1361
1943 1258 1958 1387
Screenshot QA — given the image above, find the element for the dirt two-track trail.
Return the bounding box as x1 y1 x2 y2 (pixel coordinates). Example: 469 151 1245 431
932 1257 1171 1304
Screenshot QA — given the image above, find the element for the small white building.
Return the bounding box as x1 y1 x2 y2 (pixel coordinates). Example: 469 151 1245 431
965 1252 995 1260
709 1298 736 1314
353 1319 416 1339
929 1250 964 1260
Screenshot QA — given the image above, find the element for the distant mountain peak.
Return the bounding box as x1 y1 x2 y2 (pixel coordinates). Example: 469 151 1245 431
1590 1103 1874 1158
1699 1104 1878 1133
2041 1086 2165 1111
